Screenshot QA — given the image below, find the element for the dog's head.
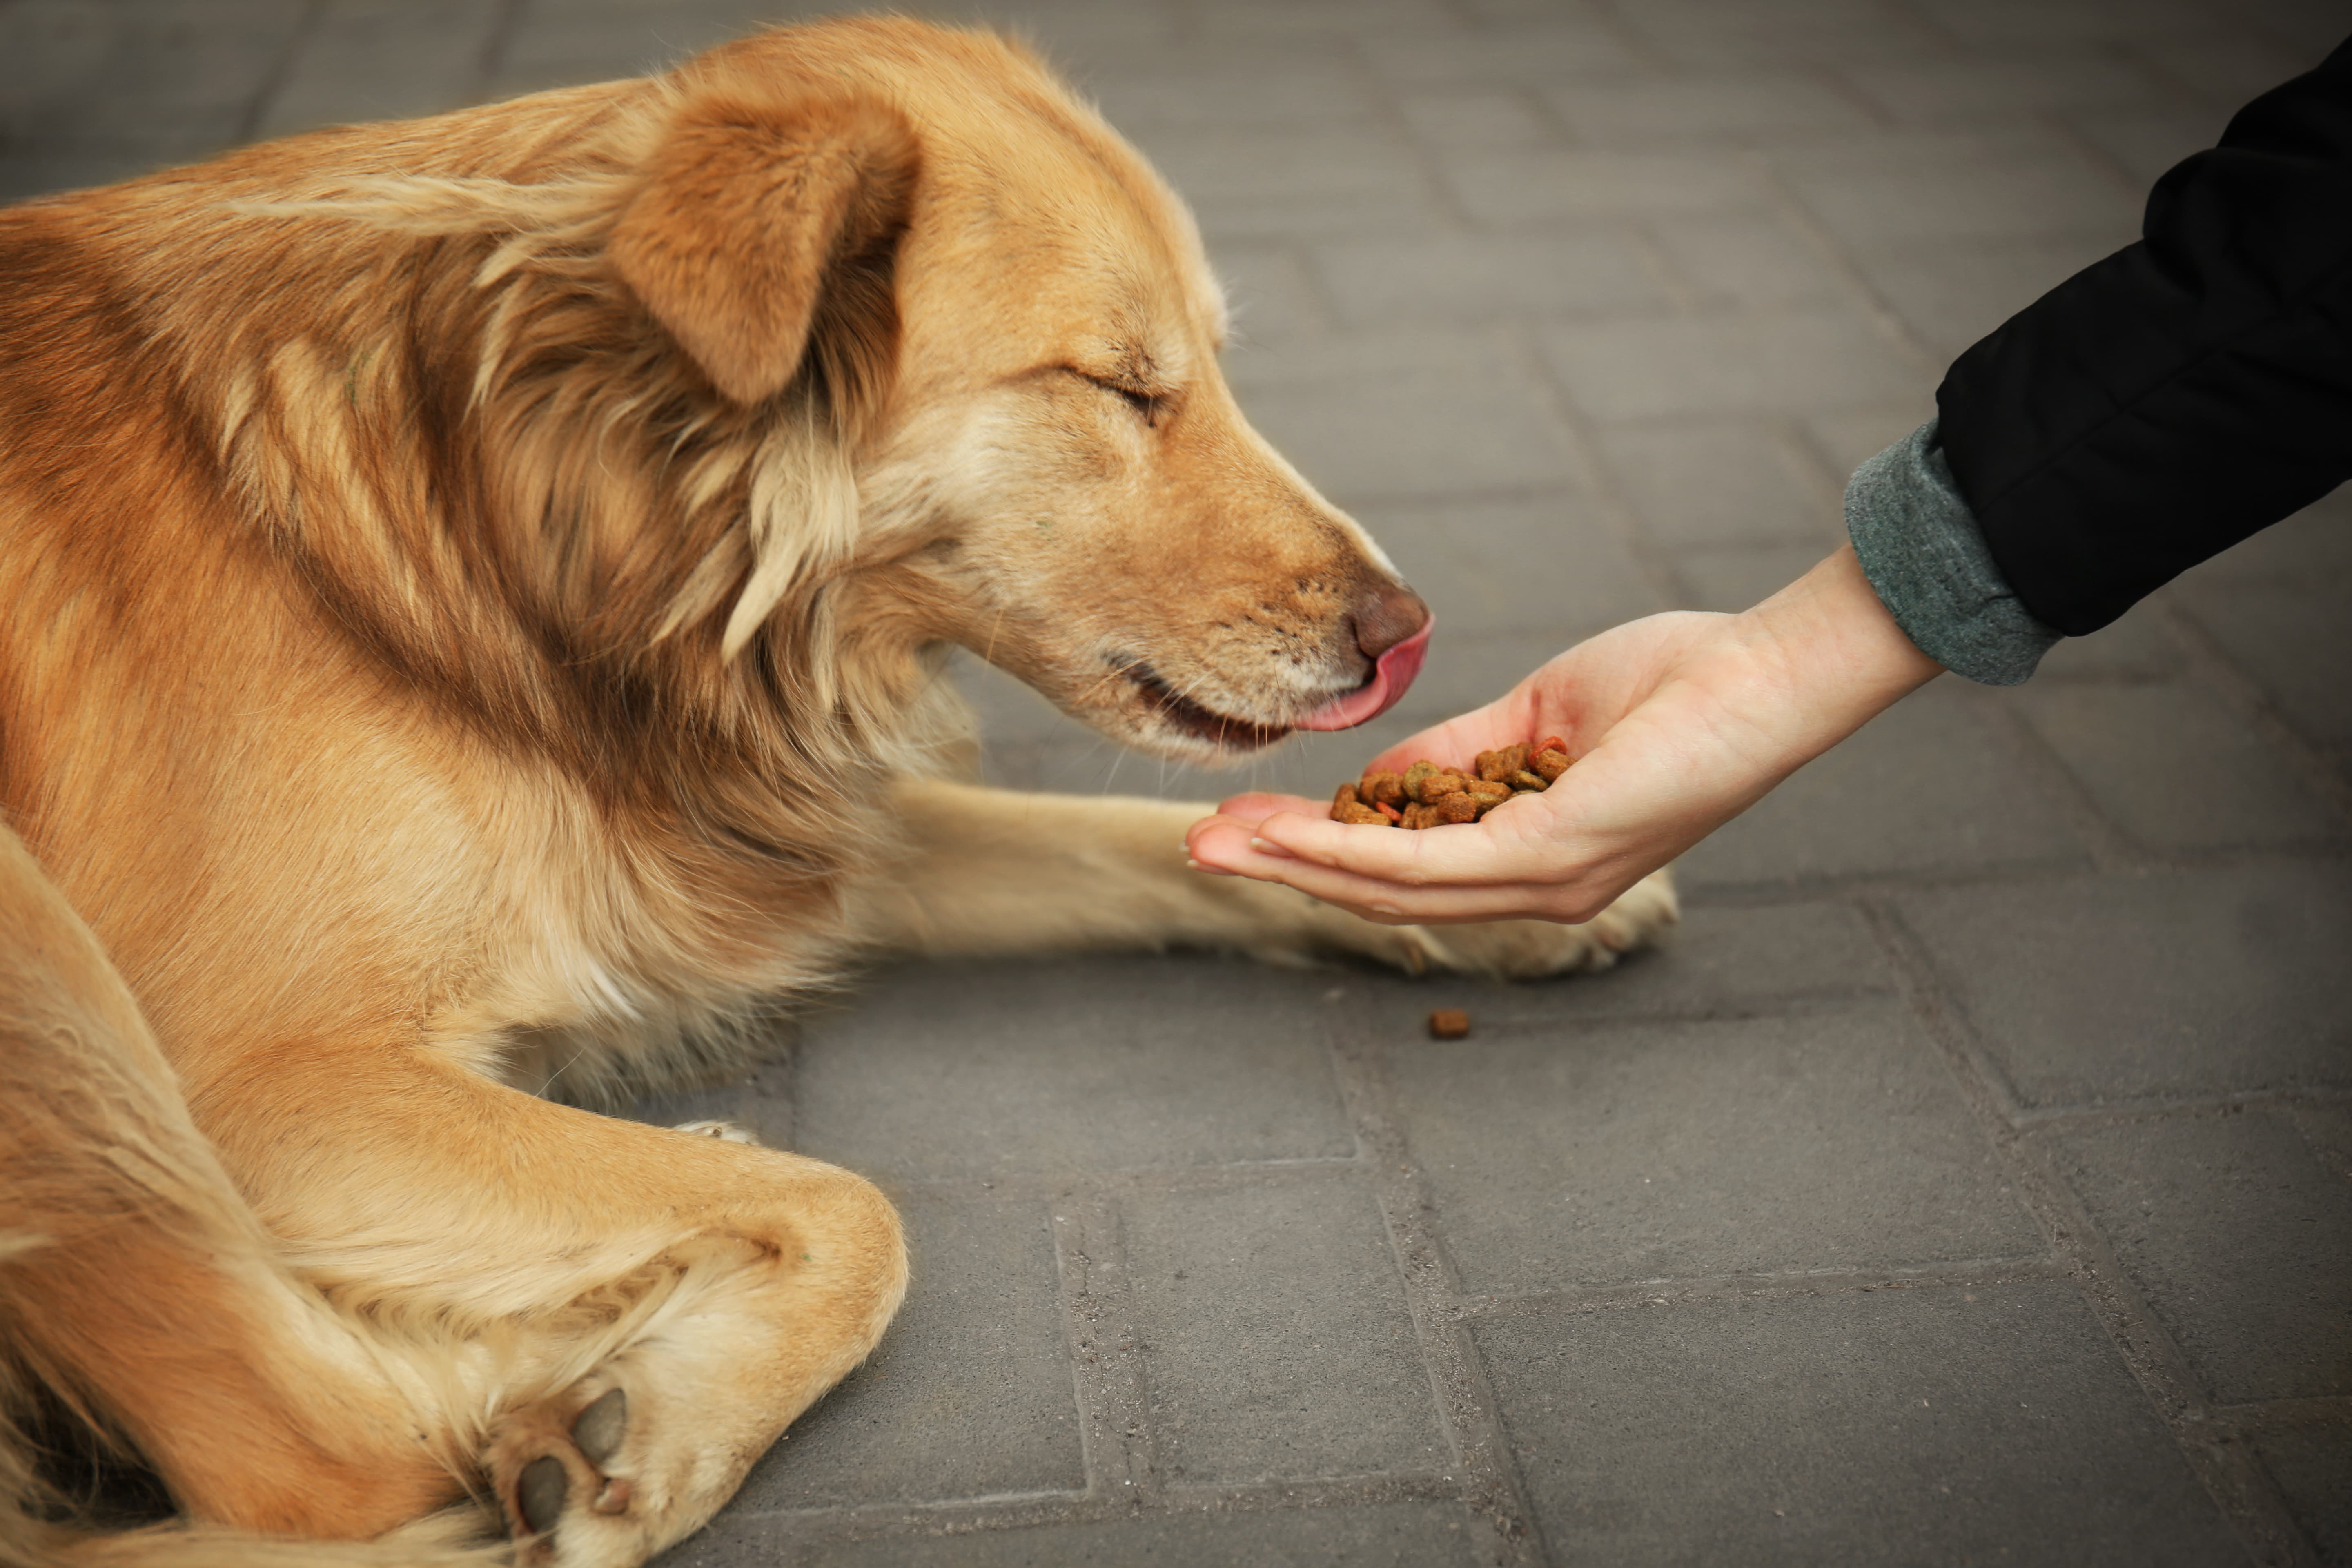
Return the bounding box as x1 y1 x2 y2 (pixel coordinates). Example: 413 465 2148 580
607 21 1429 762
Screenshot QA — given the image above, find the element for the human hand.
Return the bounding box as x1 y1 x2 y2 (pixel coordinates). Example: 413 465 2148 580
1184 546 1942 924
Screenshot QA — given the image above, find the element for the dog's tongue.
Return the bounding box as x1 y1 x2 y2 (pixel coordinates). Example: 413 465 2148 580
1292 617 1432 732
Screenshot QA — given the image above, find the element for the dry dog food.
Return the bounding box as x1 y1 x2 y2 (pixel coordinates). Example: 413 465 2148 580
1427 1008 1472 1040
1330 737 1572 829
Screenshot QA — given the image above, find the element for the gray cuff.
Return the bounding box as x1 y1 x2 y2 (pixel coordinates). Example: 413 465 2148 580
1844 420 2061 686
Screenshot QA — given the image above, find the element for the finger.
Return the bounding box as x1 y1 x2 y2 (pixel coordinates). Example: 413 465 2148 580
1208 791 1326 827
1189 819 1610 922
1247 804 1564 889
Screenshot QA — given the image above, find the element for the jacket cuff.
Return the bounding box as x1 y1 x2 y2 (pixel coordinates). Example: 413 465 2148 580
1844 420 2062 687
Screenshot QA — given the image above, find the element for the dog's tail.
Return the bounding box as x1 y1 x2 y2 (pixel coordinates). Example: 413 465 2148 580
0 827 494 1568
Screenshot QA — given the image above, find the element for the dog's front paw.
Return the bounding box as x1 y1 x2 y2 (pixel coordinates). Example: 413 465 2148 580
1343 869 1679 980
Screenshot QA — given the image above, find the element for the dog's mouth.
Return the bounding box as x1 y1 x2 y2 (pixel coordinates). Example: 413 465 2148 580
1123 662 1289 751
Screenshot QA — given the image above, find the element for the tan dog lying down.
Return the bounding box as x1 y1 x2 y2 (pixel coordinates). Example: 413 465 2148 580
0 19 1675 1566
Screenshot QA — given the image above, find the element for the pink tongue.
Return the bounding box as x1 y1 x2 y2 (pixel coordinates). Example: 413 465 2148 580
1293 617 1432 732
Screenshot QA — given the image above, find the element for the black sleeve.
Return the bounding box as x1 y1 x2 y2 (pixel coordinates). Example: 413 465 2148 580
1935 36 2352 637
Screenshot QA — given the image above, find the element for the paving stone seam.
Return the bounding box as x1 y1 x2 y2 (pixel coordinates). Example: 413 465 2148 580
1434 1254 2072 1323
1501 285 1728 619
1745 146 1949 375
1334 25 1483 236
1681 844 2352 908
2156 595 2352 810
707 1470 1466 1541
882 1158 1368 1207
1950 677 2156 874
2011 1085 2352 1134
2206 1394 2352 1442
1046 1190 1161 1504
1326 1025 1548 1568
2287 1103 2352 1172
1559 0 1681 80
1682 850 2101 901
1862 897 2323 1568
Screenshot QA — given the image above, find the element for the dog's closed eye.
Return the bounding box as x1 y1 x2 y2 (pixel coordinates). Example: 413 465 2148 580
1067 367 1164 427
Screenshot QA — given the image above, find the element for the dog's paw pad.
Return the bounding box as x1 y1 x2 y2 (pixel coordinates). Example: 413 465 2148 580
492 1383 639 1559
673 1119 761 1144
572 1388 627 1465
517 1455 569 1536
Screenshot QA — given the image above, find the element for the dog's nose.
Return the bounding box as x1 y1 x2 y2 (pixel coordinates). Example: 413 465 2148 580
1354 584 1430 661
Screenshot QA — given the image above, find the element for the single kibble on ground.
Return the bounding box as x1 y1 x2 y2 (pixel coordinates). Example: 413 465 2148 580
1428 1008 1472 1039
1330 738 1572 828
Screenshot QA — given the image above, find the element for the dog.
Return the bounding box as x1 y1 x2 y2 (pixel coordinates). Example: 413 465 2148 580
0 18 1676 1566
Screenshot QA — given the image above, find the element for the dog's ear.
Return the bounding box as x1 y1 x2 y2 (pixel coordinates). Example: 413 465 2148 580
609 91 918 408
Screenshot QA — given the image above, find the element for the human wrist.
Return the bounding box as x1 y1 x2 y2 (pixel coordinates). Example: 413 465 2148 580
1739 545 1943 747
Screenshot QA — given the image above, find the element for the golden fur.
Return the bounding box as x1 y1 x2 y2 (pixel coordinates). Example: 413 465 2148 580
0 20 1674 1567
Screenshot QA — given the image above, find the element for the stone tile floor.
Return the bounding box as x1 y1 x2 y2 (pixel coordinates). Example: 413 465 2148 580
6 0 2348 1561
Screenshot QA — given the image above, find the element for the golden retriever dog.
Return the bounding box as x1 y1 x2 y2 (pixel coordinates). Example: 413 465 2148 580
0 18 1675 1566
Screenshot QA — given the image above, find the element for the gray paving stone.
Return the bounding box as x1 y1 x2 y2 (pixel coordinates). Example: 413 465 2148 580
1344 898 1900 1026
1235 358 1586 504
1438 146 1772 226
1648 212 1862 310
2049 1110 2352 1403
1851 232 2121 357
729 1198 1084 1510
2065 103 2234 187
2024 603 2186 681
256 0 499 138
1356 22 1644 86
2130 31 2326 102
1208 244 1330 346
793 958 1356 1182
1802 407 1936 478
2 0 303 154
1841 53 2171 122
1543 310 1926 423
1396 88 1557 151
1543 72 1877 145
1897 862 2352 1107
1595 421 1839 548
1192 0 1458 39
2174 578 2352 771
1311 232 1669 325
1678 681 2092 888
2013 683 2345 853
1613 0 1949 70
2238 0 2352 55
2254 1423 2352 1568
1475 1282 2247 1568
1387 1003 2040 1294
1123 125 1440 241
1121 1178 1445 1485
1085 51 1383 132
1904 0 2223 47
1345 494 1664 633
722 1502 1485 1568
1775 135 2143 253
0 149 168 204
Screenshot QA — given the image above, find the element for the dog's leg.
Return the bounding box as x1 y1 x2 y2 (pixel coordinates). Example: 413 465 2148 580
191 1043 906 1568
0 827 461 1540
857 777 1677 976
